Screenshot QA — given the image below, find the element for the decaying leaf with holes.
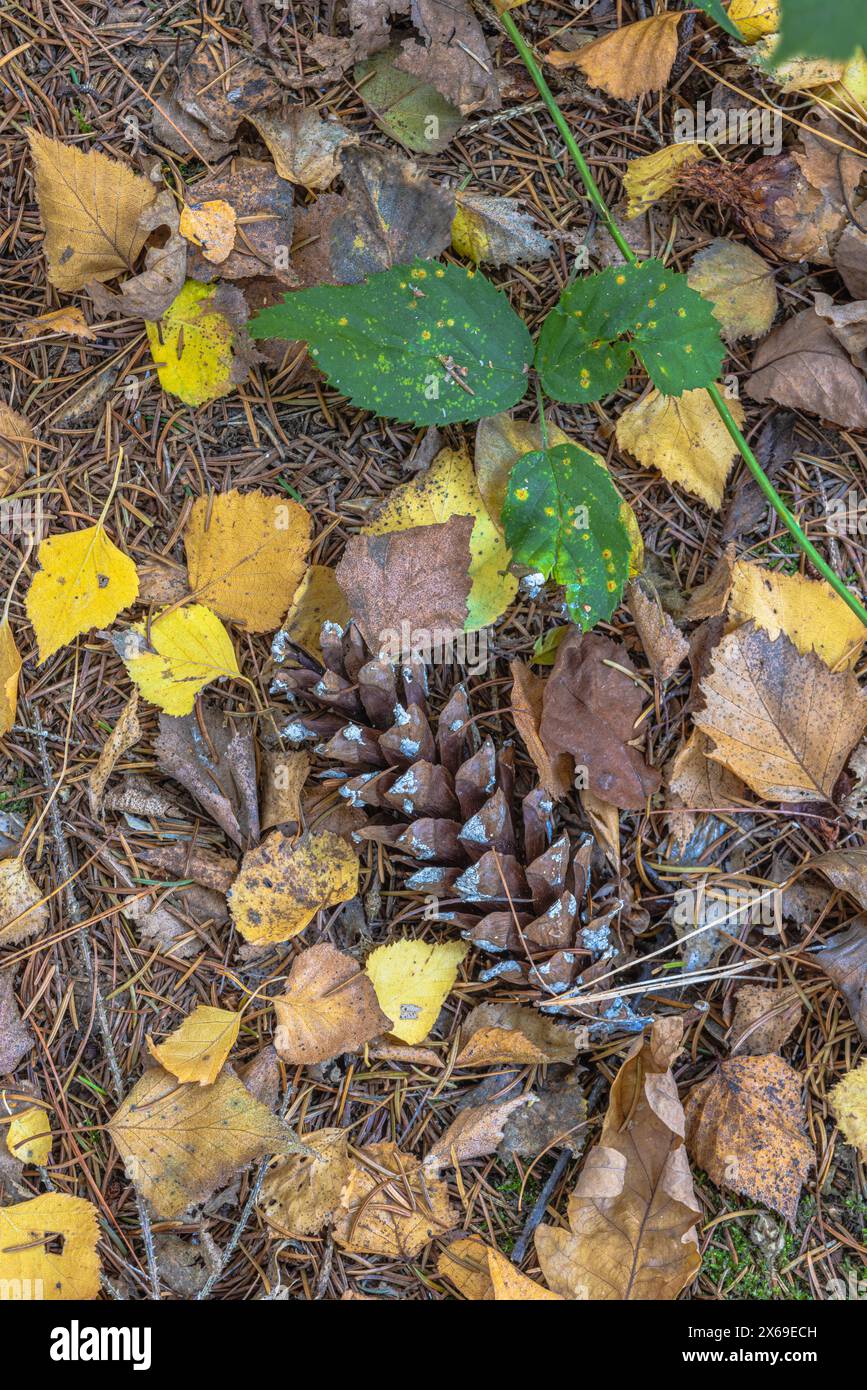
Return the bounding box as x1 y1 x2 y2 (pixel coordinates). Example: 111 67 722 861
332 1141 456 1256
622 143 704 221
229 829 360 945
685 1054 813 1226
26 523 139 662
0 1193 101 1299
272 943 390 1063
108 1064 295 1219
0 857 48 948
365 939 467 1045
146 1004 241 1086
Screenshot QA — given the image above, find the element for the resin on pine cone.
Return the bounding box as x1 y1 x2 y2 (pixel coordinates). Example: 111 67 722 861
271 620 627 1003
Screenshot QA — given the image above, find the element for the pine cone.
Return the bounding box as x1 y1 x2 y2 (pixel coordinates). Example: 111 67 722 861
271 622 626 1004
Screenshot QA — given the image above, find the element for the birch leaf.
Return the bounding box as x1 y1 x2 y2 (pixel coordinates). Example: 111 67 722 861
547 16 682 100
365 939 467 1045
113 605 240 716
26 524 139 662
146 280 256 407
0 857 48 947
0 618 21 735
688 238 778 343
0 1194 101 1300
830 1057 867 1161
146 1004 241 1086
272 943 390 1063
615 387 745 510
727 559 866 668
229 829 360 945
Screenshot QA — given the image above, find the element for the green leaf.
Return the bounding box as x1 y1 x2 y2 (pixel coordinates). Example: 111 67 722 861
249 261 533 426
354 46 462 155
773 0 861 61
693 0 744 40
502 443 632 630
535 260 725 404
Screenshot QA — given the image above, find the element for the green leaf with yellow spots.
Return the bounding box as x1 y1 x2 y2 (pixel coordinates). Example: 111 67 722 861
248 260 533 426
502 443 631 630
535 260 725 404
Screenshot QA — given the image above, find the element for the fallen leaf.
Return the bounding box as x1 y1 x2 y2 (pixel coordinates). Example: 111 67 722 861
350 0 500 114
509 659 573 799
26 522 139 662
259 1127 353 1235
86 190 188 322
694 623 867 802
615 388 746 511
0 1193 100 1299
628 578 689 682
454 1001 578 1067
28 131 155 290
835 223 867 299
363 443 517 631
439 1237 561 1299
0 971 32 1072
146 280 258 407
251 108 357 189
746 307 867 429
175 37 282 141
539 628 661 810
536 1019 701 1299
5 1101 51 1165
134 842 237 895
548 15 682 100
155 702 259 848
365 939 467 1045
108 1064 294 1219
0 858 48 947
726 984 802 1055
184 489 311 633
0 619 21 737
146 1004 241 1085
813 291 867 356
728 0 780 41
685 1054 813 1225
666 730 745 855
272 942 390 1063
830 1057 867 1160
0 401 33 497
623 142 704 220
87 691 141 816
812 921 867 1040
424 1095 529 1171
452 191 552 267
229 829 360 945
353 44 462 155
499 1075 588 1158
727 559 865 669
333 1140 456 1255
336 519 473 654
179 199 237 265
800 848 867 913
20 306 95 340
277 566 350 659
260 748 309 831
113 605 239 716
183 161 296 286
687 238 778 343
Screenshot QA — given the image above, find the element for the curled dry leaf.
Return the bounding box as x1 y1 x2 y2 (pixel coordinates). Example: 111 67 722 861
547 15 682 101
535 1019 701 1300
146 1004 241 1086
539 628 661 810
26 523 139 663
259 1127 352 1236
685 1054 813 1226
746 308 867 430
87 190 187 321
812 921 867 1040
726 984 802 1055
365 938 467 1045
175 37 282 142
665 730 744 856
272 942 390 1063
687 238 778 343
0 857 48 947
695 623 867 803
0 971 32 1072
727 559 865 669
108 1064 295 1219
0 619 21 738
439 1237 561 1300
615 388 745 511
623 142 704 221
627 578 689 683
424 1095 529 1172
112 605 240 716
155 702 259 849
183 162 296 287
28 131 155 291
20 307 95 341
88 691 141 816
332 1140 456 1256
830 1057 867 1161
454 1001 578 1067
451 191 552 267
0 1194 101 1300
0 400 33 496
509 660 572 799
184 489 311 633
229 829 360 945
350 0 500 114
251 108 357 189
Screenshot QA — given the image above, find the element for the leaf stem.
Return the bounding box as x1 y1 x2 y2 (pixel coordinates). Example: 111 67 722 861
499 10 867 629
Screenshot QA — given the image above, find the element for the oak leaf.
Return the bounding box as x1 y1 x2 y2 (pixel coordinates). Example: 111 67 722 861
0 1193 101 1299
365 938 467 1045
229 829 359 945
26 523 139 662
146 1004 241 1085
272 943 390 1063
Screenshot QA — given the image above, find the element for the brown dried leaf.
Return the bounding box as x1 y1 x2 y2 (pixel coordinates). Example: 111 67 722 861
665 730 745 855
0 971 32 1073
260 748 310 831
812 921 867 1040
332 1140 456 1255
539 629 661 810
628 578 689 683
155 703 260 849
547 15 682 101
438 1237 561 1300
272 942 390 1063
0 401 33 497
184 161 297 286
251 108 357 190
277 566 350 660
0 858 48 948
685 1054 813 1225
746 309 867 429
350 0 500 114
509 659 572 799
695 624 867 803
455 1002 578 1067
176 38 282 142
535 1019 701 1299
726 984 802 1056
87 190 187 321
88 691 141 817
452 191 552 267
424 1095 529 1172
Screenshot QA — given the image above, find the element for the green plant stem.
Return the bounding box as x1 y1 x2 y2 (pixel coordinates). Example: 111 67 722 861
499 10 867 629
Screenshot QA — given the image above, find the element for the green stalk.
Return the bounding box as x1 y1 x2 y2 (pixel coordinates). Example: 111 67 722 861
500 10 867 628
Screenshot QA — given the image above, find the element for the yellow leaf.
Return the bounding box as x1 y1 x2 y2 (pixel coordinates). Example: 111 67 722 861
623 142 704 220
184 489 311 631
364 938 467 1045
27 131 155 291
260 1127 353 1236
278 565 351 659
178 199 237 263
0 1193 101 1299
475 413 643 575
20 306 96 341
0 400 34 496
830 1057 867 1161
727 559 866 669
333 1140 456 1256
548 15 682 100
145 279 254 407
0 856 48 947
364 444 516 631
688 238 778 343
454 1001 578 1067
108 1064 294 1219
729 0 780 41
229 829 359 945
146 1003 241 1085
0 618 21 735
273 942 390 1063
115 604 240 716
438 1235 561 1298
26 523 139 662
488 1246 562 1300
6 1104 52 1165
615 387 745 510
